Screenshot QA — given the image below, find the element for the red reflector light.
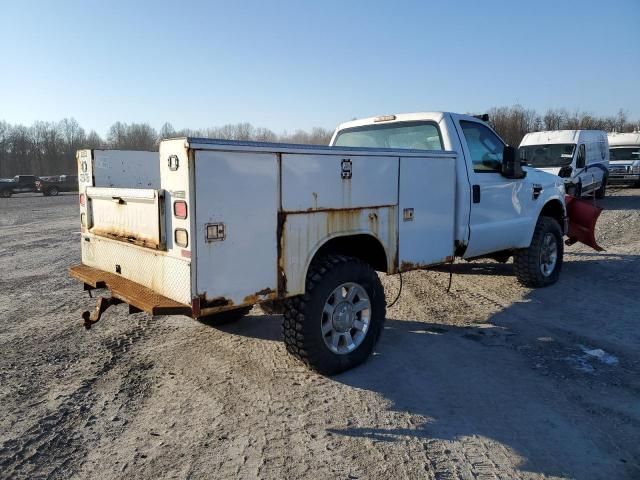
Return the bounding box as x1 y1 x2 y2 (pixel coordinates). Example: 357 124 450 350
173 201 187 219
79 193 85 206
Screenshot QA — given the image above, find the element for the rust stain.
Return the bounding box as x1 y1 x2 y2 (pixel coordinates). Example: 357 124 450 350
277 211 287 298
90 228 161 250
255 287 275 296
286 204 393 215
201 295 233 308
243 288 277 305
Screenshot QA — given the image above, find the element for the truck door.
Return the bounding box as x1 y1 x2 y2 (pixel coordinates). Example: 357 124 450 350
575 144 593 191
454 119 533 257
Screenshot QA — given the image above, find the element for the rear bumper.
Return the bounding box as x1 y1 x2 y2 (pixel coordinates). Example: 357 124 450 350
69 264 192 317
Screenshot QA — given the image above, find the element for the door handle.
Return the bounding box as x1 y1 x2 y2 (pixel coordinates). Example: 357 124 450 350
472 185 481 203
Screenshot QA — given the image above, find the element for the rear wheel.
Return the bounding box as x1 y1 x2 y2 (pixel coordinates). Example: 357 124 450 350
198 306 252 326
283 255 386 375
514 216 563 288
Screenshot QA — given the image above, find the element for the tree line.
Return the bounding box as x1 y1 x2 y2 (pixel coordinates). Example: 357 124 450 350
1 106 638 177
0 119 334 177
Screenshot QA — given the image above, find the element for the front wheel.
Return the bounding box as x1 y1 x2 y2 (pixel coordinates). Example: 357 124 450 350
48 186 59 196
0 190 12 198
283 255 386 375
513 216 563 288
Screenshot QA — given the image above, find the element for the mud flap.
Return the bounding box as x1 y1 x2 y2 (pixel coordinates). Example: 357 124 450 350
564 195 604 251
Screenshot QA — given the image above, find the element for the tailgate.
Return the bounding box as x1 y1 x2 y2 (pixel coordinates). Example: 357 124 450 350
86 187 165 250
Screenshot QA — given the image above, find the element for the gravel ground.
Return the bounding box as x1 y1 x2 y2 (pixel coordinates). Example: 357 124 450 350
0 189 639 480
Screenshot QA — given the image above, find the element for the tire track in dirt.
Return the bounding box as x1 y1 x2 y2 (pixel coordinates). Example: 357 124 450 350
0 312 167 479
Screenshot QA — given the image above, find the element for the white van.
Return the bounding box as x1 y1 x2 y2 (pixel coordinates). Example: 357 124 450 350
519 130 609 198
607 131 640 187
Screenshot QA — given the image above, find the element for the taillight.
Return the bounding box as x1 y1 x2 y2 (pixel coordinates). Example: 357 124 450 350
79 193 85 206
173 200 187 219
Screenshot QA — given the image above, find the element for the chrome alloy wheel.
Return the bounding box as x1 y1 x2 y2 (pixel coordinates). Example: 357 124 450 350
321 282 371 355
539 233 558 277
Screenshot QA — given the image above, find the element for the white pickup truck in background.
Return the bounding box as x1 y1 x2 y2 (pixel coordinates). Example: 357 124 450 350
70 112 597 375
607 131 640 187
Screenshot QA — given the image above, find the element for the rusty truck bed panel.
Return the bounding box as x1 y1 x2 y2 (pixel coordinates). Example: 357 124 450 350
69 264 192 316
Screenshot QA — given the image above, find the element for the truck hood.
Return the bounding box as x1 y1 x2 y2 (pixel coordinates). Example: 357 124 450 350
524 167 565 191
535 166 562 176
609 160 637 167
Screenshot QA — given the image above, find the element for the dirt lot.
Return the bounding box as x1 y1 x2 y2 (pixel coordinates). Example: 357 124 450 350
0 189 639 480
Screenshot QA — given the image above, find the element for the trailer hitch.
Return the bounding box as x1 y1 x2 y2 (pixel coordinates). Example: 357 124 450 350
82 296 123 329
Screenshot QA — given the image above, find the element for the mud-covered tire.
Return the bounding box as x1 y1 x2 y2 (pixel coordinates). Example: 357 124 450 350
595 177 607 199
198 306 252 326
282 255 386 375
513 216 563 288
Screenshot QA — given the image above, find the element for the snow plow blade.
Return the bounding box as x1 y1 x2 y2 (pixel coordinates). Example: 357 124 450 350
564 195 604 251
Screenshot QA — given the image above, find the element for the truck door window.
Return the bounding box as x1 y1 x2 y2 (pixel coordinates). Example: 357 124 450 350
333 121 443 150
459 121 504 172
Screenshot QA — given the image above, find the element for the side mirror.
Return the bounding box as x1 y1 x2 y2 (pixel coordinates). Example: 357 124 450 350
502 145 526 179
519 148 528 166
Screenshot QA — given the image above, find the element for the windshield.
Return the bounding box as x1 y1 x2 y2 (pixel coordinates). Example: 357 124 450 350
609 147 640 161
333 121 443 150
519 144 575 168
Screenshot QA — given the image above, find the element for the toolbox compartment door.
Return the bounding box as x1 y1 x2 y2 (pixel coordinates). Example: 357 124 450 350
85 187 165 250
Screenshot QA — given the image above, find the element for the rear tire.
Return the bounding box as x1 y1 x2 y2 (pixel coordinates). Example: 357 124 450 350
514 216 563 288
198 306 252 326
283 255 386 375
595 176 607 199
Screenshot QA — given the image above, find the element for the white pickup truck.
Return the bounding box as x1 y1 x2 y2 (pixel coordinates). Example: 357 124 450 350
70 112 593 375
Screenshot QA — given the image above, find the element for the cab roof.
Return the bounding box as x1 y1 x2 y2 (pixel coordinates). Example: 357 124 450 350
608 131 640 147
520 130 607 146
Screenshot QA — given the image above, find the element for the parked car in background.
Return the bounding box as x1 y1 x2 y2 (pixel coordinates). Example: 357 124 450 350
0 175 39 197
519 130 609 198
36 174 79 196
607 132 640 187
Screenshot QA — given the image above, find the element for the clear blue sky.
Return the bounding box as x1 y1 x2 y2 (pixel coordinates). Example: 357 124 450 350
1 0 639 136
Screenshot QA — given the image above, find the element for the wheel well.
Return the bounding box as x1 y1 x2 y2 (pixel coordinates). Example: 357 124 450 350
311 234 388 272
540 199 565 233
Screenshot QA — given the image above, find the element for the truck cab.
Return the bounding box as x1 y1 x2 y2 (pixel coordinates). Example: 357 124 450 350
518 130 609 198
330 112 567 260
